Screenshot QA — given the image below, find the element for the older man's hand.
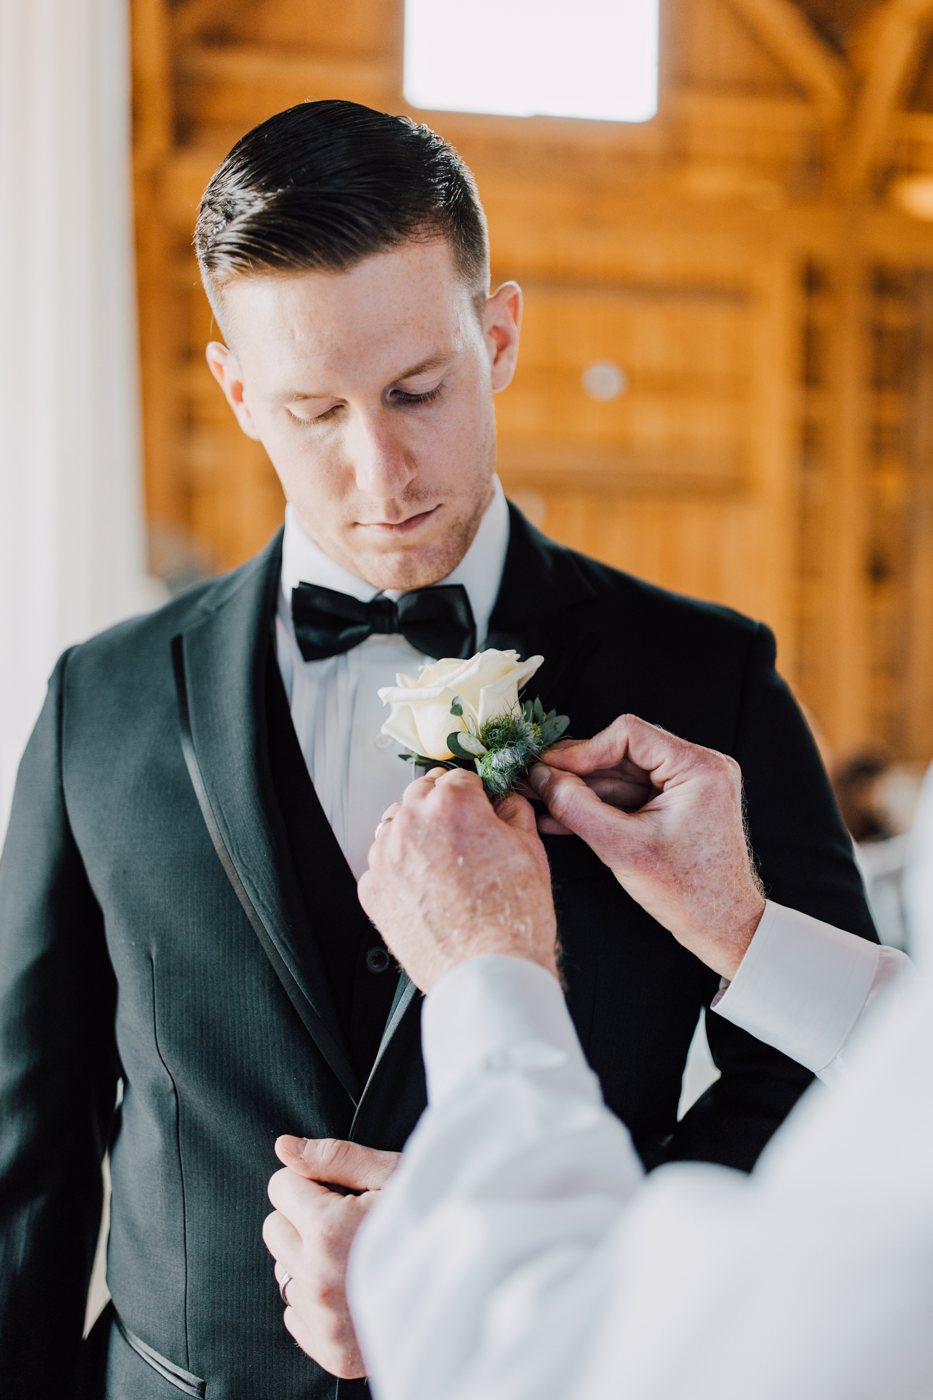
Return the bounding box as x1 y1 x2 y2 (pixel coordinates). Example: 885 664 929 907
530 715 765 979
358 766 558 993
263 1137 400 1378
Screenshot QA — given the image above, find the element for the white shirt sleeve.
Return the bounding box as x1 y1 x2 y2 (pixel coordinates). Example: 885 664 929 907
711 901 917 1086
349 957 645 1400
349 953 933 1400
904 757 933 970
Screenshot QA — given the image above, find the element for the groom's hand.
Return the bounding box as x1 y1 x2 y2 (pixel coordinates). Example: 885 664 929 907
358 766 558 992
530 715 765 979
263 1137 400 1378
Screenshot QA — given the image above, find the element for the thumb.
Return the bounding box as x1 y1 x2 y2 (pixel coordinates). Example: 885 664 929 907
528 763 631 856
528 763 594 825
275 1136 401 1192
494 791 539 836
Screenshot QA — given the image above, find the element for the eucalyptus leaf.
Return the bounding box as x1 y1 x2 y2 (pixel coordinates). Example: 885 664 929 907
467 714 478 738
447 731 472 761
449 695 464 717
533 696 545 723
539 714 570 746
474 758 484 776
457 732 489 757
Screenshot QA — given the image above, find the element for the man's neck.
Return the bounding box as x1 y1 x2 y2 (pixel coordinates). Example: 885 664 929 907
280 479 511 650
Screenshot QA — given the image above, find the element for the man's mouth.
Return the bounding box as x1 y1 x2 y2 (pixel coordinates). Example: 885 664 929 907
355 506 440 537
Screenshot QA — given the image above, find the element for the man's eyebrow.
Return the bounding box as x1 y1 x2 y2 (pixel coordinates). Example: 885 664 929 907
389 353 454 383
276 354 456 405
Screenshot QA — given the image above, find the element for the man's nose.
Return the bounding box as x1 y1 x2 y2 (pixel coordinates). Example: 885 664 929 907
348 409 416 499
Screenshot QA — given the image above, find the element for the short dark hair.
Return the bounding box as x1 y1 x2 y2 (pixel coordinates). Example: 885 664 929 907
196 100 489 323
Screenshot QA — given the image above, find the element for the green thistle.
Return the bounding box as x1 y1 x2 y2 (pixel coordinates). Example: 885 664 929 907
444 695 570 798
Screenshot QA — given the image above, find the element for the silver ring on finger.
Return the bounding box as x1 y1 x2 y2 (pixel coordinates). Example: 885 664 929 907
279 1272 293 1306
375 815 394 837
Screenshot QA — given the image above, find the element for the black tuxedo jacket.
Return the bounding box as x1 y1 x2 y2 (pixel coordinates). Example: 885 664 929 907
0 506 876 1400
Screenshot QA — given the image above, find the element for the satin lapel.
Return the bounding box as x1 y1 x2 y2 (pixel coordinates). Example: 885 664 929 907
172 533 360 1103
347 974 421 1142
486 505 599 710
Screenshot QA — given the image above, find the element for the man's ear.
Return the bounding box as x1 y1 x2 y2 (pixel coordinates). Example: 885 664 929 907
205 341 263 441
483 281 522 393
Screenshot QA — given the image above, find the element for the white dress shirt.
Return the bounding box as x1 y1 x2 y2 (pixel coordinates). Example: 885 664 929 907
275 479 510 879
349 905 924 1400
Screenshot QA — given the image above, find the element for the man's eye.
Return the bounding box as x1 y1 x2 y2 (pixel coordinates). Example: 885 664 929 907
393 385 443 407
286 404 342 425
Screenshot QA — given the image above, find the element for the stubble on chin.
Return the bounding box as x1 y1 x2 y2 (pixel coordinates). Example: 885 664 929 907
361 520 480 591
346 486 494 591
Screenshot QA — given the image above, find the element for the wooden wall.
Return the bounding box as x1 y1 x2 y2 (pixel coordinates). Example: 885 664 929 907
131 0 933 762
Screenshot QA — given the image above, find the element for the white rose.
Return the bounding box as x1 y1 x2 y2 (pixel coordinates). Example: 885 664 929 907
378 649 545 761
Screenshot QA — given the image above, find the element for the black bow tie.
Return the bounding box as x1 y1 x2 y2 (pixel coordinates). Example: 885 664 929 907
291 581 476 662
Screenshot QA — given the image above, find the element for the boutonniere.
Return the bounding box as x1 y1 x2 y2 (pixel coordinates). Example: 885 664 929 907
378 649 569 798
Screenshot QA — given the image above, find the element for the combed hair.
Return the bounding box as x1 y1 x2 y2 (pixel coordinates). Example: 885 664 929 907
195 99 489 321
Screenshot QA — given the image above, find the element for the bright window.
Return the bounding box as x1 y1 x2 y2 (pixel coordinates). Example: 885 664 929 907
403 0 659 125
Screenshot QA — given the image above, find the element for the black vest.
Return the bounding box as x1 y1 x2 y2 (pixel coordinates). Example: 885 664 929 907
264 649 399 1087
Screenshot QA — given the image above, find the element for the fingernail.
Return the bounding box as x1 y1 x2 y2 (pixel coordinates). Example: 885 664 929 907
278 1137 307 1160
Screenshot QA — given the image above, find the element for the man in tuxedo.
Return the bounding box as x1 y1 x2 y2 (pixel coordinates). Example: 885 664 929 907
0 99 875 1400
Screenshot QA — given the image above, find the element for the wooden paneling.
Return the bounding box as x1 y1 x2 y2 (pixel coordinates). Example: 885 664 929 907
131 0 933 763
905 270 933 759
495 279 752 489
673 0 806 97
175 47 396 137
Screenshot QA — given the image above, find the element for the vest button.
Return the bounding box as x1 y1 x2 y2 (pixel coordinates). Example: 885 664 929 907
366 947 391 974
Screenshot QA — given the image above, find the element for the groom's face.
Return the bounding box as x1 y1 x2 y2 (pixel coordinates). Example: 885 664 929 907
206 239 522 590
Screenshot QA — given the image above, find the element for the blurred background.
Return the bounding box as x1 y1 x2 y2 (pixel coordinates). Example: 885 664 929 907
7 0 933 917
132 0 933 764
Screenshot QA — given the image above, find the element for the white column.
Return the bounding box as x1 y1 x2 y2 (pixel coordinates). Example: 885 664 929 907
0 0 158 837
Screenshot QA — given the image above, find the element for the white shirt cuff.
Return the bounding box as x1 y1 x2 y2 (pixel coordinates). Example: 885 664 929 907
711 900 880 1074
421 956 590 1105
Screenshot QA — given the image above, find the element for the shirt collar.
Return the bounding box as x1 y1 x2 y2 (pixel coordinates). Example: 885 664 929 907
280 476 510 647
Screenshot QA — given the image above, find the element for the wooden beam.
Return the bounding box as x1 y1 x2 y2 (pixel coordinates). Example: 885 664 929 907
132 0 171 163
670 88 825 130
171 0 234 44
837 0 933 197
130 0 185 529
175 46 397 135
725 0 849 119
893 109 933 141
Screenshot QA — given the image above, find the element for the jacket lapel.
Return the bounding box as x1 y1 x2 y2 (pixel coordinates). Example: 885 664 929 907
172 532 360 1103
486 504 599 710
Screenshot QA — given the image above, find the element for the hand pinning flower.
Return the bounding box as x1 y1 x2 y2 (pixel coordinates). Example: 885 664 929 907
378 649 570 799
